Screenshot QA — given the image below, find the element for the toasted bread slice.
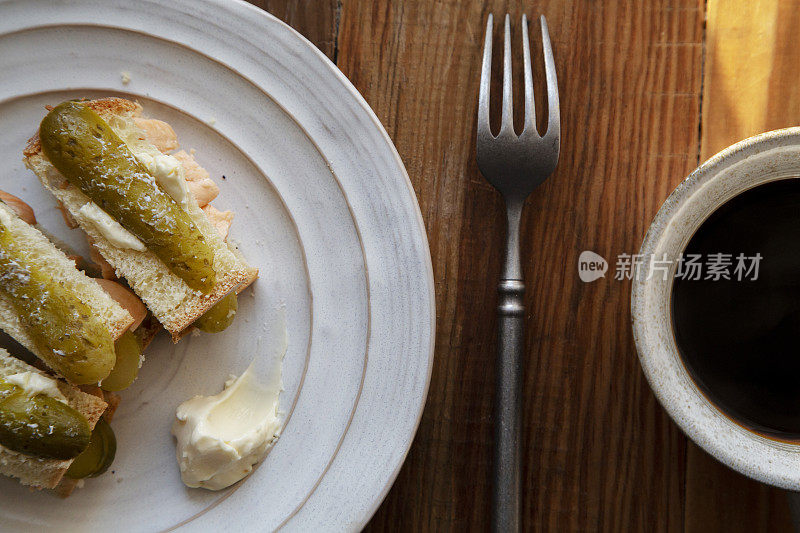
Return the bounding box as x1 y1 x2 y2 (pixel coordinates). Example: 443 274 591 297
0 202 134 380
0 350 107 489
24 98 258 340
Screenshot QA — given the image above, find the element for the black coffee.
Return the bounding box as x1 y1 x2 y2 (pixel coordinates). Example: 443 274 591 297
672 178 800 437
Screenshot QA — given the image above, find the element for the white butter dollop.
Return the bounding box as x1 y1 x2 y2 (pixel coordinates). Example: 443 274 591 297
5 372 67 403
135 152 190 208
171 360 283 490
77 203 146 251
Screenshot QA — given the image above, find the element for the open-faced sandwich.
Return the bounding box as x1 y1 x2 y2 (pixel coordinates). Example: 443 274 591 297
0 191 149 494
0 348 113 491
23 98 258 340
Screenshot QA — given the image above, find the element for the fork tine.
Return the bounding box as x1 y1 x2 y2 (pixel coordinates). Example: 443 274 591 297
521 14 536 135
500 14 514 135
478 14 493 137
540 15 560 142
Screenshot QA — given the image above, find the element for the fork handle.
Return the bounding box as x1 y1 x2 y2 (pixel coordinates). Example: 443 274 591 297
492 279 525 533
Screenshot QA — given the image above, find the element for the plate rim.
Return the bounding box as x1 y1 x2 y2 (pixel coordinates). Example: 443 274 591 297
224 2 436 525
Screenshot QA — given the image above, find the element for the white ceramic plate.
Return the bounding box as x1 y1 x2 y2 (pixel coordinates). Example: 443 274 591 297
0 0 434 530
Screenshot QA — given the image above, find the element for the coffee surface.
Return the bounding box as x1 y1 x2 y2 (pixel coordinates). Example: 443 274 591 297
672 178 800 437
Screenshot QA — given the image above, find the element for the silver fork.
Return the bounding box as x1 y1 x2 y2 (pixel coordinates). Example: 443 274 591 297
477 13 560 532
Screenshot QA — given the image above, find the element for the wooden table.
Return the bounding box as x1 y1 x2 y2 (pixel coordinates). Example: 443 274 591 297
249 1 796 530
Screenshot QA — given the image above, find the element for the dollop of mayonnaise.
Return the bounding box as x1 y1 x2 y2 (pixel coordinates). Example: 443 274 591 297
77 203 146 251
135 152 190 208
171 361 283 490
5 372 67 403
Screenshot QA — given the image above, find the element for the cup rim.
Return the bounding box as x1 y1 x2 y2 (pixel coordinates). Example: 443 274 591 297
632 127 800 490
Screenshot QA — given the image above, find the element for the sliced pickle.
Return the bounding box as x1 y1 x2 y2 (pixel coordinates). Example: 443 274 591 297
0 381 91 460
100 331 141 392
194 292 238 333
40 102 217 293
65 418 116 479
0 218 115 385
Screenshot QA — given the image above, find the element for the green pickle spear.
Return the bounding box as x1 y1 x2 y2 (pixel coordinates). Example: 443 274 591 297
0 219 116 385
40 102 217 293
0 380 91 460
65 418 116 479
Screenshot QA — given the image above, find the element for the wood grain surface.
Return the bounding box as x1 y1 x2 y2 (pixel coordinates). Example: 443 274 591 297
251 0 795 530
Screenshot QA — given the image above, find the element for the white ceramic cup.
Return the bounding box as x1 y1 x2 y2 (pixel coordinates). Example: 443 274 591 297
632 128 800 490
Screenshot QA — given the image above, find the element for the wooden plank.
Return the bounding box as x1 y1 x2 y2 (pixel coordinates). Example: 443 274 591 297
685 0 799 530
685 444 792 533
332 1 703 530
246 0 339 60
701 0 800 159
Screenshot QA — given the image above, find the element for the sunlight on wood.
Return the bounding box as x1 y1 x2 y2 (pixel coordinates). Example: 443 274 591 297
702 0 800 159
